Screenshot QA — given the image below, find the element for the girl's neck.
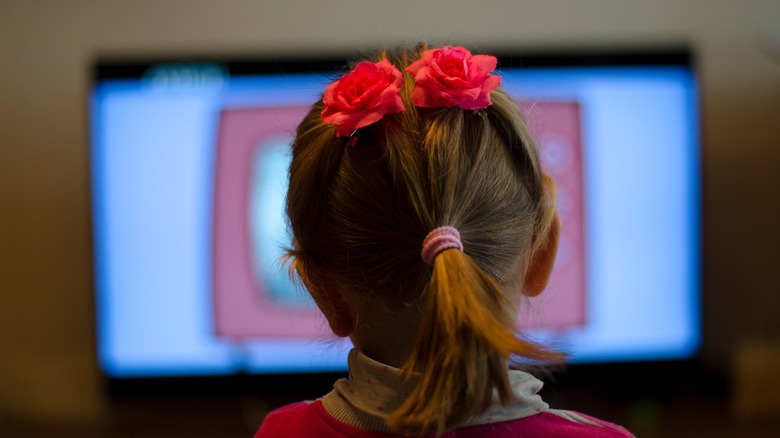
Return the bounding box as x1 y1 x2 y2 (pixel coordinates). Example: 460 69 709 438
349 301 422 369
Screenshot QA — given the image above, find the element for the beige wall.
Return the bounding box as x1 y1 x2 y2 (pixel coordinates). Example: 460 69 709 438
1 0 779 422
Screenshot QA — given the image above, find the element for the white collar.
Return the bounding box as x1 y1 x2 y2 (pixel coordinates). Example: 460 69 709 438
321 349 549 433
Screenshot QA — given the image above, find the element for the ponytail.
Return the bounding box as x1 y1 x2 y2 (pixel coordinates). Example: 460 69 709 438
387 249 560 434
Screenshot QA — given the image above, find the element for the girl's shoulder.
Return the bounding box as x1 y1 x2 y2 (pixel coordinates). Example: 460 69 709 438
254 401 322 438
454 410 633 438
255 400 401 438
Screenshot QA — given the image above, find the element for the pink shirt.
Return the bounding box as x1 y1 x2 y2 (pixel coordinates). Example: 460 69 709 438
257 400 632 437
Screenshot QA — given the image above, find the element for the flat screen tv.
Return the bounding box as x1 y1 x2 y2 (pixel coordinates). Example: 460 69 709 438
89 49 700 388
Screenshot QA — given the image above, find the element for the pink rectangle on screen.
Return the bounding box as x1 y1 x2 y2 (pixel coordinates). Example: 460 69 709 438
212 106 329 339
213 101 586 340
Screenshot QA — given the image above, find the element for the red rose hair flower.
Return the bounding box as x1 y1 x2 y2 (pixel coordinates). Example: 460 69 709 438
321 59 406 138
405 46 501 110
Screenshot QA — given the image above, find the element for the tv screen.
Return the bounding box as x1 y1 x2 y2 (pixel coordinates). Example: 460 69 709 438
90 50 700 380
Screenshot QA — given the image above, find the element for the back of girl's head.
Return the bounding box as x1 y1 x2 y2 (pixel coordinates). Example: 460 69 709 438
286 44 560 434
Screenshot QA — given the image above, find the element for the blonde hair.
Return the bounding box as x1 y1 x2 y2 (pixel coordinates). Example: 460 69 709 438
285 45 561 434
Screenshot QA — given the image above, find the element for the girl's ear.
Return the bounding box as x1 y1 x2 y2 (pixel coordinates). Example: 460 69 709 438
523 212 561 297
293 258 354 337
311 287 354 337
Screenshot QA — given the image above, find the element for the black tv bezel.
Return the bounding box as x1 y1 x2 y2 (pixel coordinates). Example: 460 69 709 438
88 47 701 399
93 48 693 81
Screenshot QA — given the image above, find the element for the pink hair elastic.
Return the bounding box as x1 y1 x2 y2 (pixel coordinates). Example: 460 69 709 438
421 226 464 265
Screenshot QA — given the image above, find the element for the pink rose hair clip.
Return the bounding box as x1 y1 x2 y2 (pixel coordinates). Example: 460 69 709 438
321 59 405 138
406 46 501 110
320 46 502 139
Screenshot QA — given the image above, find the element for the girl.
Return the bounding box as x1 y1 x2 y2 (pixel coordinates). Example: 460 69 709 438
256 45 633 437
